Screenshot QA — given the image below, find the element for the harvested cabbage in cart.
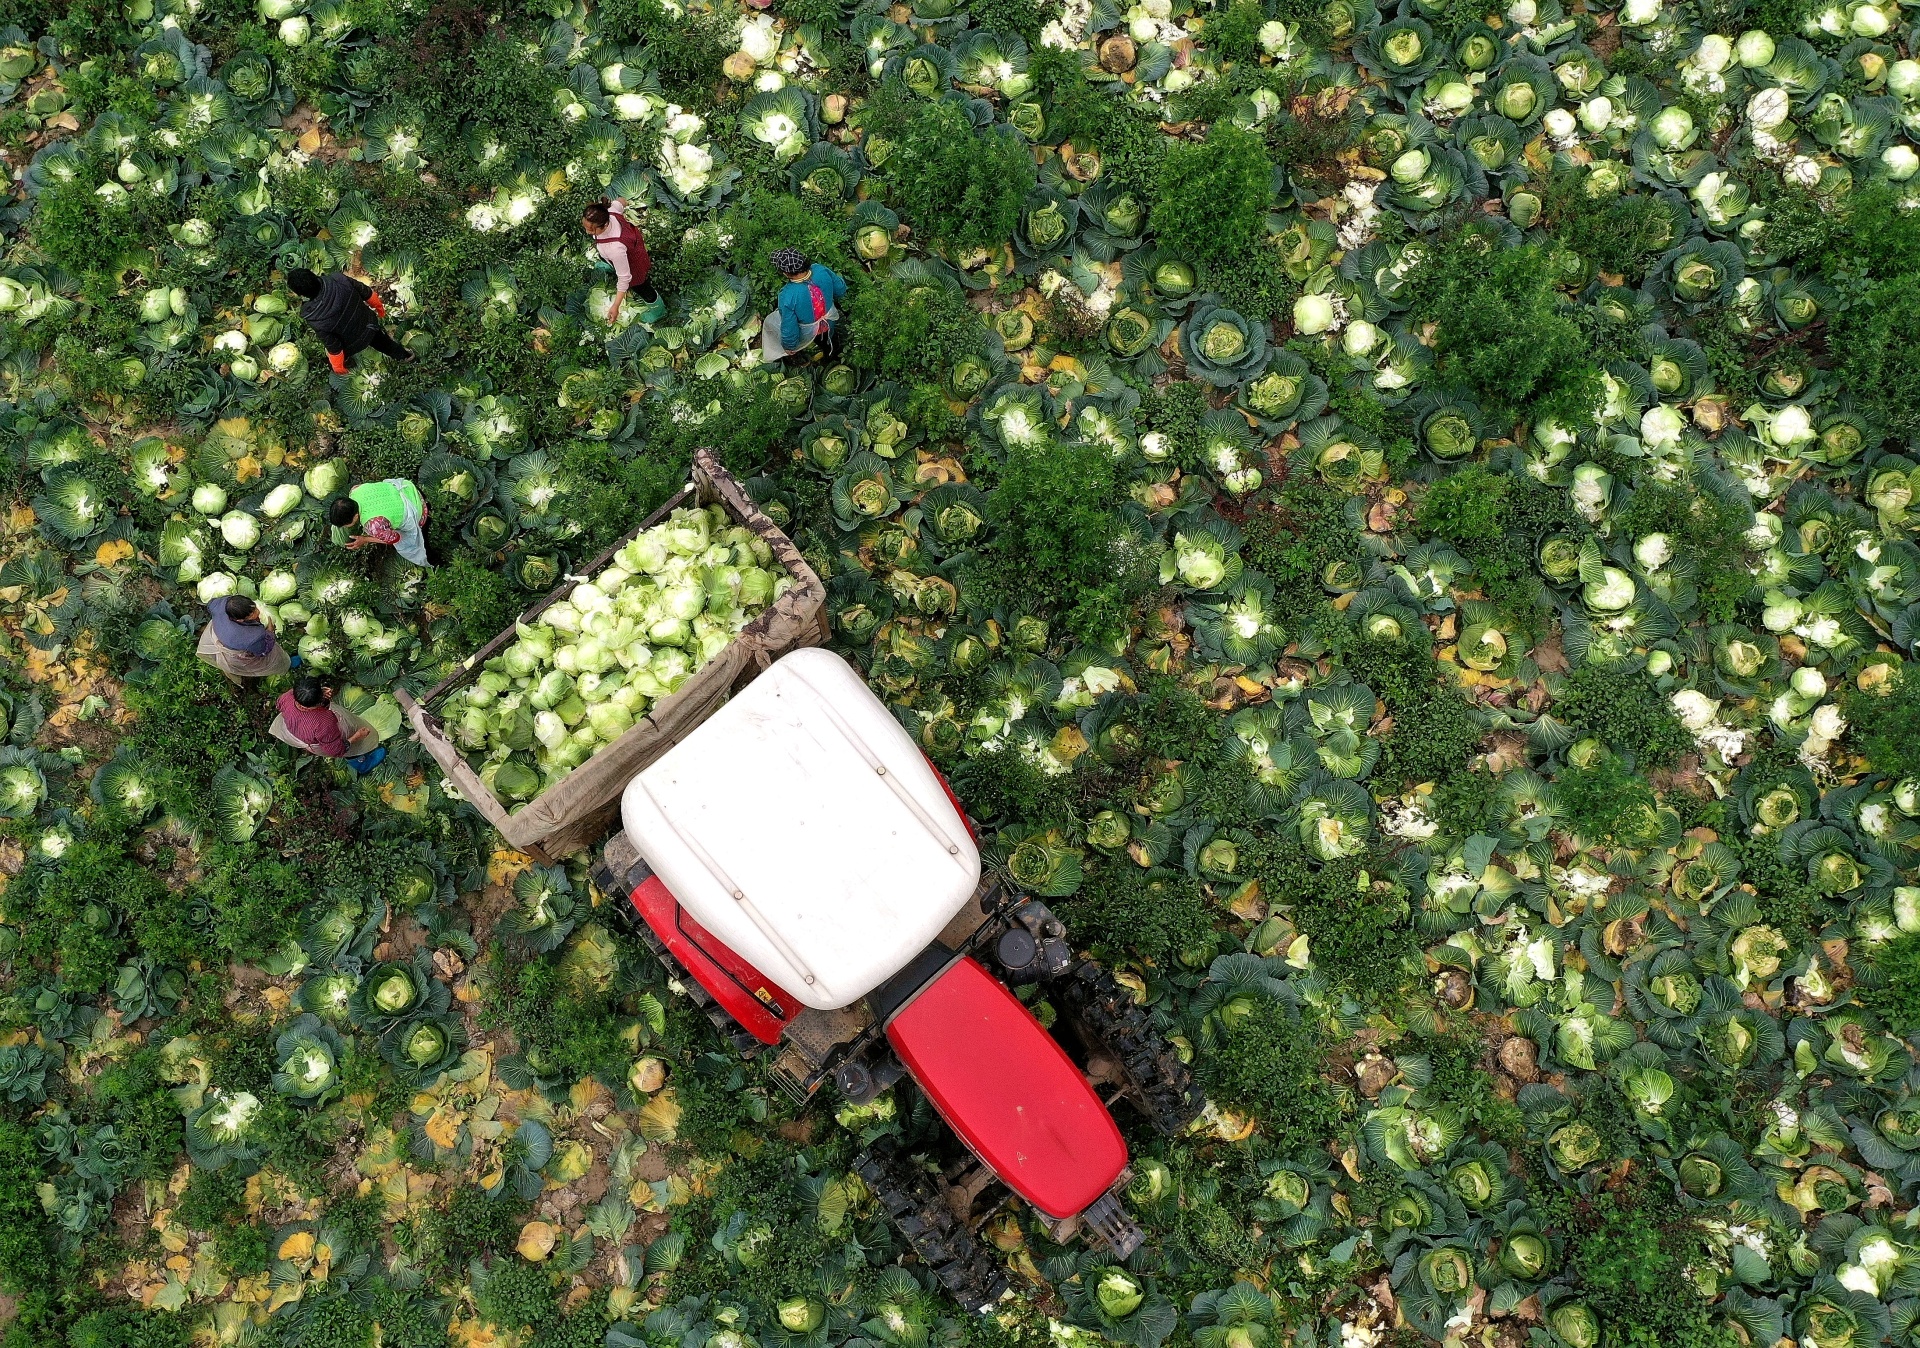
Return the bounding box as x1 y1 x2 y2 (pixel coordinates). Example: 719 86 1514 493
439 504 790 801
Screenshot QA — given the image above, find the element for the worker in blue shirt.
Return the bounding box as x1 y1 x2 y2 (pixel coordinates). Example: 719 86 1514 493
761 247 847 364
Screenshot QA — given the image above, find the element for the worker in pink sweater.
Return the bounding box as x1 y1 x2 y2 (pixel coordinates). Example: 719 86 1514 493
584 199 665 326
272 676 386 773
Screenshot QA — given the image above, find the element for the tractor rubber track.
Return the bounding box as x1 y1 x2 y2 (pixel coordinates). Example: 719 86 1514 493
854 1141 1007 1313
1061 962 1201 1136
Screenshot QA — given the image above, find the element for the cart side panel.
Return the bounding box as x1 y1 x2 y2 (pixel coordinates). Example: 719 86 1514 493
395 686 522 837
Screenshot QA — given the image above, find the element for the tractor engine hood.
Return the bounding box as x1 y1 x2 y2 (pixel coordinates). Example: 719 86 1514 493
620 648 980 1011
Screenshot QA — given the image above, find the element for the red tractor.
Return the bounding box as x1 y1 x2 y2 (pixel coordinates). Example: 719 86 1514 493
592 648 1199 1310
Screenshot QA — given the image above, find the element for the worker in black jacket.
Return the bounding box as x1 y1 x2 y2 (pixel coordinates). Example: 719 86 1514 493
286 268 412 374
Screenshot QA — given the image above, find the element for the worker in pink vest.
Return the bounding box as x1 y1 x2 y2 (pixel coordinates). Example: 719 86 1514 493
272 675 386 773
584 199 665 327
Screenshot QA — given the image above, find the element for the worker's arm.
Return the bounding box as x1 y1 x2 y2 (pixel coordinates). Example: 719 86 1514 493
826 267 848 308
315 324 349 374
779 289 802 352
367 291 386 318
347 517 402 552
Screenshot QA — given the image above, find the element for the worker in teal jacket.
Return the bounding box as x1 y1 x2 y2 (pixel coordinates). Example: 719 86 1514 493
761 248 847 363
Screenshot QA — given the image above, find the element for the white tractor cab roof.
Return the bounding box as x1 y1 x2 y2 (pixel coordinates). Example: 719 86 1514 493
620 647 981 1011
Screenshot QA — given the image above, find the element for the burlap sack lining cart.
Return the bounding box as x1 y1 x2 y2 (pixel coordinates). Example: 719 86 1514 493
396 447 827 862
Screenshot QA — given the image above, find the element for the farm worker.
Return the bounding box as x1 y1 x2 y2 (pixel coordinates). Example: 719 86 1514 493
760 248 847 364
584 198 665 327
196 593 294 685
272 675 386 773
329 479 431 567
285 267 412 374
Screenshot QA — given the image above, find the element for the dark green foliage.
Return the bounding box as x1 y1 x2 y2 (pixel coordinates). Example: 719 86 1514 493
1419 464 1509 546
176 1167 245 1244
844 276 987 384
15 840 168 993
484 948 632 1089
882 98 1035 251
32 177 165 279
1432 766 1501 838
1341 634 1483 788
1204 0 1268 61
1151 124 1273 267
966 438 1154 645
400 1185 528 1281
776 0 848 29
667 1056 762 1155
1258 844 1421 1000
1535 166 1681 279
1555 757 1659 847
427 556 522 650
1414 1029 1526 1146
190 841 312 965
1833 283 1920 440
726 190 855 312
1556 665 1693 769
367 1282 449 1348
125 640 255 820
903 380 969 442
66 1307 192 1348
1027 48 1166 198
1140 381 1212 471
551 440 696 558
592 0 734 97
1287 337 1405 451
1420 467 1574 633
1406 225 1601 425
636 377 793 505
1243 480 1361 626
531 1298 615 1348
1200 248 1296 322
274 1292 375 1348
1766 183 1920 283
667 1139 863 1317
177 1168 270 1277
1864 932 1920 1033
1059 863 1214 965
377 2 568 184
967 0 1047 39
339 422 425 485
1564 1188 1739 1348
68 1051 184 1195
949 743 1079 827
475 1260 558 1334
1133 674 1224 764
1846 666 1920 784
0 1119 49 1297
1755 185 1920 440
1201 998 1345 1154
1613 478 1752 623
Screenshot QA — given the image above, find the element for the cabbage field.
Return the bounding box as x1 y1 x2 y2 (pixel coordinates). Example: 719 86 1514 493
6 0 1920 1342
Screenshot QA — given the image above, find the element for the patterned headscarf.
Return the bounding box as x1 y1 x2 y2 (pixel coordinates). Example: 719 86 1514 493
770 248 810 277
